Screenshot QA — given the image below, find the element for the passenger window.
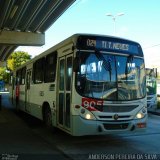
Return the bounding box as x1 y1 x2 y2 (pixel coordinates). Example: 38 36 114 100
33 58 45 84
44 52 57 83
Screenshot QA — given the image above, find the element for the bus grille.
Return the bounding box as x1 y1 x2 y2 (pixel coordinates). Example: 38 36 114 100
103 123 129 130
98 105 139 112
99 115 130 119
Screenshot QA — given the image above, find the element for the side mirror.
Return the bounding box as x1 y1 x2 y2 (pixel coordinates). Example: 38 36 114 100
73 57 80 72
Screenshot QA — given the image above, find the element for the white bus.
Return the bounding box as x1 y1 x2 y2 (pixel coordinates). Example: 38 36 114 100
146 68 157 109
9 34 147 136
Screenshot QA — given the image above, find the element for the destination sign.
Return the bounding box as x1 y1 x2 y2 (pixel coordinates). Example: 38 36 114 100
76 35 143 56
87 39 129 51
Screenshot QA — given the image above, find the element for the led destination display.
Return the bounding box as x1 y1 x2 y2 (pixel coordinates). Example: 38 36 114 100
77 35 143 56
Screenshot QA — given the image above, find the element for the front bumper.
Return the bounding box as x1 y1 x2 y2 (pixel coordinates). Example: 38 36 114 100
72 115 147 136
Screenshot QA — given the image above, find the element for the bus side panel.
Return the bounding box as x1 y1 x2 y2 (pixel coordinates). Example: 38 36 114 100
28 83 57 121
19 84 26 111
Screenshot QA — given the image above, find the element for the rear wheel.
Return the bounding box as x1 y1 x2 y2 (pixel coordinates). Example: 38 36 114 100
43 107 56 132
44 107 52 128
15 96 20 113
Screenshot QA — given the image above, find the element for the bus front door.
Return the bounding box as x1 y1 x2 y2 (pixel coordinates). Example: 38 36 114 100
58 55 73 131
25 69 31 113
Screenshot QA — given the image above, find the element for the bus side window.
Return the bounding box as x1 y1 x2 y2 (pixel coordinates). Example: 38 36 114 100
44 51 57 83
27 71 31 89
33 57 45 84
21 67 26 85
16 69 21 85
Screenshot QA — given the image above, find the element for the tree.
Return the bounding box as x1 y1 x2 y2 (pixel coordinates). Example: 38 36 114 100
0 51 31 84
0 67 8 82
7 51 31 71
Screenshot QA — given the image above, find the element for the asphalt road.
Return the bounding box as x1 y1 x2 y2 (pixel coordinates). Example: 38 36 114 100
0 93 71 160
0 93 160 160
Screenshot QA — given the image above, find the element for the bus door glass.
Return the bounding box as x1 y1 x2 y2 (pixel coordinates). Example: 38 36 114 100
25 69 32 112
58 55 73 129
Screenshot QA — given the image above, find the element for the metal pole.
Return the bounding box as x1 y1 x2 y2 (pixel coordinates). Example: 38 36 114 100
113 17 116 35
106 13 124 36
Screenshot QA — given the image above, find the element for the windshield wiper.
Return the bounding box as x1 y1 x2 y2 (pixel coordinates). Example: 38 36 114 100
95 50 112 81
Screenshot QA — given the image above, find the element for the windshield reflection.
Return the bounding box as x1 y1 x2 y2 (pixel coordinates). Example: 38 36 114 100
75 51 146 101
146 78 156 95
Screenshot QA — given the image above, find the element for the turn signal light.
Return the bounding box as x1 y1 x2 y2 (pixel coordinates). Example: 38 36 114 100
137 122 146 128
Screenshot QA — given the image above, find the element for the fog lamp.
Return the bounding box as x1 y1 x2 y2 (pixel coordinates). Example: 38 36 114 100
137 122 146 128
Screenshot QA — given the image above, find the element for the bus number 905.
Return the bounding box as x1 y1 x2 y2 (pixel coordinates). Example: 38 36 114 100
82 97 103 108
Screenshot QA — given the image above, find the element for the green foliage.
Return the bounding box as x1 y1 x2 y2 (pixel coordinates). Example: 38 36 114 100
0 67 6 80
0 51 31 84
0 67 9 83
7 51 31 71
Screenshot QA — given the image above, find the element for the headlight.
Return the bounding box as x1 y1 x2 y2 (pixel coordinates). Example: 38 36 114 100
136 113 144 119
135 107 147 119
74 105 96 120
85 114 92 119
80 108 96 120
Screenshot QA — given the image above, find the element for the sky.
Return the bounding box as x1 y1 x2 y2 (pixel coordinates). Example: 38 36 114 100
16 0 160 70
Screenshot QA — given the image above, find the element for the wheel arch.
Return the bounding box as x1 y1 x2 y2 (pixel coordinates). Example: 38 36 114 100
42 101 51 120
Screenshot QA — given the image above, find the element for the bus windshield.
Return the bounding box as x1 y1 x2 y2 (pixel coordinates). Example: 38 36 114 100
146 78 156 95
75 51 146 101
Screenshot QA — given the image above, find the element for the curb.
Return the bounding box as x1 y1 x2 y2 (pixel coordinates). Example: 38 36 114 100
148 110 160 116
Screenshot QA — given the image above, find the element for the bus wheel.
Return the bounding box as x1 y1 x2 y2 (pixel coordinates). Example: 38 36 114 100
15 97 20 113
44 107 52 129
